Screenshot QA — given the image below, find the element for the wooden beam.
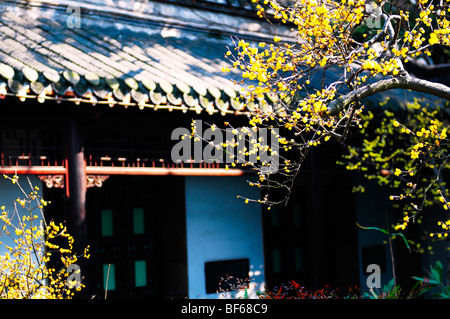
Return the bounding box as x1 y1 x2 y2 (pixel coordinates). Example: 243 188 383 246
0 166 252 176
0 167 67 175
85 166 250 176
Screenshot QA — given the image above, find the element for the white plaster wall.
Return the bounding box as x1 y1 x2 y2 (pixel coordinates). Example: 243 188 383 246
185 175 265 299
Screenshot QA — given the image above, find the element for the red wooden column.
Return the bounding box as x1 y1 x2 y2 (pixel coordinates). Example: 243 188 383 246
66 117 89 297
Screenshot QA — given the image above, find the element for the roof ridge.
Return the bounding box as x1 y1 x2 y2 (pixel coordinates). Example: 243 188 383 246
1 0 290 43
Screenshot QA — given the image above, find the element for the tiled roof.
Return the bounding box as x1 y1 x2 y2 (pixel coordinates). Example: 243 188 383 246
0 1 440 117
0 2 264 115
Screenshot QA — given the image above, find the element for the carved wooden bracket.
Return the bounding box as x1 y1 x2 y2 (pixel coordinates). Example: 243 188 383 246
86 175 109 188
38 175 65 188
38 175 109 188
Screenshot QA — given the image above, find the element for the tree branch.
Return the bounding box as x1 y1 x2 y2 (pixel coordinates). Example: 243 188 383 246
327 76 450 115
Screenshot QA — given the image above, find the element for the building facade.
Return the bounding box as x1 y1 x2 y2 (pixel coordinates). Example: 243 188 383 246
0 0 274 299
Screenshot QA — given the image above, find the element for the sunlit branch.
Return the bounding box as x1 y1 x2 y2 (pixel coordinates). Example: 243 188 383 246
327 76 450 115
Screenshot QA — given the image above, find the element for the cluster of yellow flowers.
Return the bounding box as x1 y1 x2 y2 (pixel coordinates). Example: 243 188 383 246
231 0 371 100
0 176 88 298
392 106 449 235
343 100 449 240
224 0 450 209
429 218 450 238
394 212 412 231
227 0 449 124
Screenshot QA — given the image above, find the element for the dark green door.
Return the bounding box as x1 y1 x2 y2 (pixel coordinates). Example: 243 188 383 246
87 175 187 299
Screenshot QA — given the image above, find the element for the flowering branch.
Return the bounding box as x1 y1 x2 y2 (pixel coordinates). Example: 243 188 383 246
327 76 450 116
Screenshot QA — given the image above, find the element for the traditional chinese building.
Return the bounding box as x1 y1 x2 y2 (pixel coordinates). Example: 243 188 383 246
0 0 277 299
